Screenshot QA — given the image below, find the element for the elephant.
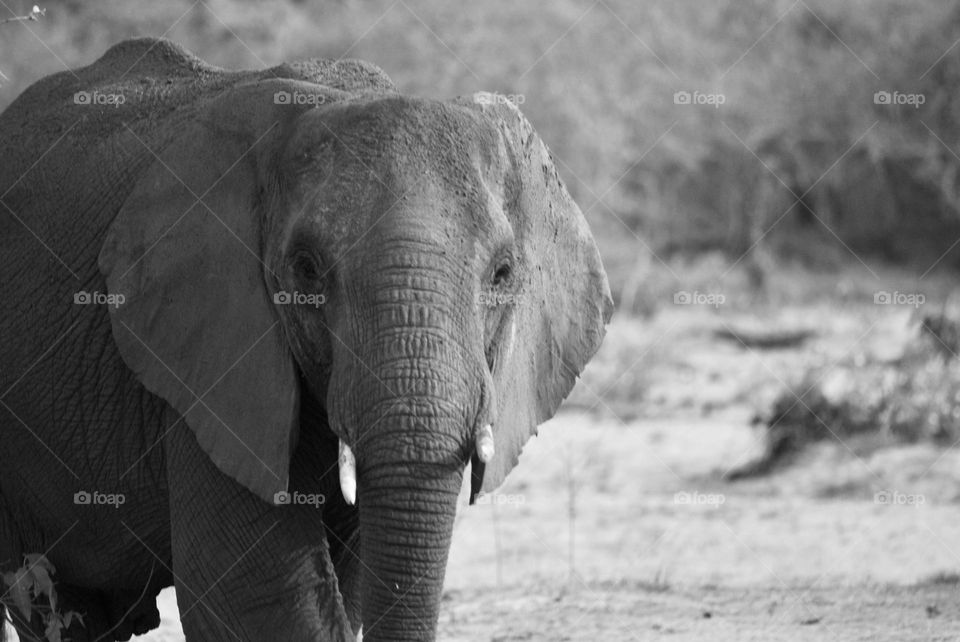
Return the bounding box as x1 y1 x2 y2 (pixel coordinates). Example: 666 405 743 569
0 37 611 642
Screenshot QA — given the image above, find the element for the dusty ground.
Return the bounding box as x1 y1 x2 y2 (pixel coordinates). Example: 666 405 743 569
439 583 960 641
9 301 960 641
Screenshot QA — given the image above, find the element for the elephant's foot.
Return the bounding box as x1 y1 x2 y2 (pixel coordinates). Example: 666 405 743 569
177 579 354 642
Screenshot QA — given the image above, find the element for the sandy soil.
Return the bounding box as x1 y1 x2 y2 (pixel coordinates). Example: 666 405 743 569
134 406 960 641
439 583 960 641
9 305 960 641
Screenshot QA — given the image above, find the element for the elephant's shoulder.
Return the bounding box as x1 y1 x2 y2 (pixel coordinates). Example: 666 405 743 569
89 39 397 96
92 37 217 78
0 38 215 127
267 58 397 97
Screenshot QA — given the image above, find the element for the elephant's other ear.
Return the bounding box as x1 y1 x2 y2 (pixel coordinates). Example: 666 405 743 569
460 94 614 494
99 87 301 503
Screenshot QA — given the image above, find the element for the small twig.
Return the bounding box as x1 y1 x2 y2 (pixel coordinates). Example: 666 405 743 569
491 500 503 588
0 5 45 25
93 561 157 642
566 448 577 588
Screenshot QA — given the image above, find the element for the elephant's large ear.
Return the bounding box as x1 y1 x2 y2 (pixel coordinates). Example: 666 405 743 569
462 94 614 494
99 84 306 503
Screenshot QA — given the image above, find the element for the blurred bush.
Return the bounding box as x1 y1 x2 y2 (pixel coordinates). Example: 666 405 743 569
620 1 960 268
3 0 960 308
730 309 960 478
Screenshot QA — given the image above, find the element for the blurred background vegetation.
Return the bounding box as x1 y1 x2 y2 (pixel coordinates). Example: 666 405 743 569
4 0 960 306
6 0 960 466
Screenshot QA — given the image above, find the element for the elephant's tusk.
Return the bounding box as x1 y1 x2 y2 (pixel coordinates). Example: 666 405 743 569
339 440 357 505
476 424 495 463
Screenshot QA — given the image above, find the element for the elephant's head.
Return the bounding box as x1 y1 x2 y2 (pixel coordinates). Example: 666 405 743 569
99 79 611 641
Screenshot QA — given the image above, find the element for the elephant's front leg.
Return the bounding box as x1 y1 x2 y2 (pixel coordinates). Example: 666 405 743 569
164 419 354 642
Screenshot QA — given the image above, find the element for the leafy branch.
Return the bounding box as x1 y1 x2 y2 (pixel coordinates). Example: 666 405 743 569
2 554 82 642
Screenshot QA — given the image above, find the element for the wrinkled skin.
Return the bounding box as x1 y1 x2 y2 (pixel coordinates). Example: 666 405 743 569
0 38 611 641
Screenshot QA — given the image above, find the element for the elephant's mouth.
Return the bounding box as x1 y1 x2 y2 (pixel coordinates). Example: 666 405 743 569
294 373 358 509
293 373 340 485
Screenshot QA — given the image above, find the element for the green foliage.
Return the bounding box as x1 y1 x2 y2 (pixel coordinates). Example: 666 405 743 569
2 555 82 642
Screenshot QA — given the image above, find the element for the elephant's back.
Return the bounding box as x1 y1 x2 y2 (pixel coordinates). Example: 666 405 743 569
0 38 397 227
0 37 229 130
0 36 399 284
0 39 242 238
2 39 236 184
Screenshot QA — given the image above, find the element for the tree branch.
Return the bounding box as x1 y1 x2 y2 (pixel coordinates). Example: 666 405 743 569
0 5 45 26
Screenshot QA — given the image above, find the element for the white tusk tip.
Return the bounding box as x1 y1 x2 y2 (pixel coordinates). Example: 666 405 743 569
477 424 495 463
339 440 357 505
341 478 356 506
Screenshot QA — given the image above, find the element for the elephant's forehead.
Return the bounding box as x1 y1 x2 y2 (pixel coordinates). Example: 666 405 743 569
298 100 502 204
292 96 503 178
280 96 513 272
339 156 505 251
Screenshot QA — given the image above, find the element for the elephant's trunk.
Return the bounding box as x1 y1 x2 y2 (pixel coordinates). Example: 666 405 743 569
357 459 462 641
352 396 468 642
330 246 481 640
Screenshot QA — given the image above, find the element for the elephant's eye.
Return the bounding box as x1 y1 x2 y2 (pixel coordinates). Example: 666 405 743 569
492 261 512 287
292 252 322 281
